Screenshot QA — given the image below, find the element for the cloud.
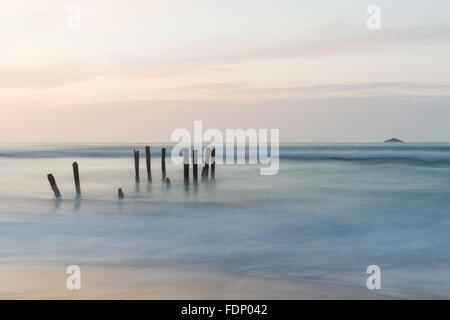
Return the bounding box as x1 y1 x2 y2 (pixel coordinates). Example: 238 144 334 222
0 66 91 89
2 24 450 90
170 25 450 66
237 82 450 96
154 81 450 100
161 82 248 92
102 25 450 82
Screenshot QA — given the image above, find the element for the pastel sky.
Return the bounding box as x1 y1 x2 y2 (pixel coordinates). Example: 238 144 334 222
1 0 450 142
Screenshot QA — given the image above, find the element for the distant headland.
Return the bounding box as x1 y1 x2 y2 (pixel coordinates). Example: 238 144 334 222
384 138 404 143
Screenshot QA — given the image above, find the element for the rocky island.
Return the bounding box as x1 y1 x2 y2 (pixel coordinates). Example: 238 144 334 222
384 138 404 143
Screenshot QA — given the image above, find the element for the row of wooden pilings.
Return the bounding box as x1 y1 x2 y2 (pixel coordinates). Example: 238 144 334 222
47 146 216 199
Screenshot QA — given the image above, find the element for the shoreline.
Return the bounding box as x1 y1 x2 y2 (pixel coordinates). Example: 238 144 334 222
0 264 393 300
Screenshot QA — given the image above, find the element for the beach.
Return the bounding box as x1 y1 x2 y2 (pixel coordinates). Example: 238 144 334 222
0 265 392 299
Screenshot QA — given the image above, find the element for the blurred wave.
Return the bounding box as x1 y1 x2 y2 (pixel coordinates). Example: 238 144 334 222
1 143 450 162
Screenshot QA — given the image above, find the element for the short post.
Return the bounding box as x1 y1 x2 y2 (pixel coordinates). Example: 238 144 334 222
134 150 140 183
145 146 152 183
118 188 124 199
47 174 61 198
161 148 166 181
183 148 189 184
211 147 216 180
192 149 198 184
72 162 81 197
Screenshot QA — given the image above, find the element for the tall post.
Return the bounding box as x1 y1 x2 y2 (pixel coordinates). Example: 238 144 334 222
145 146 152 183
183 148 189 184
211 147 216 180
192 149 198 184
201 147 210 181
134 150 140 183
47 174 61 198
72 162 81 197
161 148 166 181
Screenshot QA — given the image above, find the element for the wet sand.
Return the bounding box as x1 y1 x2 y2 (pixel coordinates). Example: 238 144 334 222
0 265 393 300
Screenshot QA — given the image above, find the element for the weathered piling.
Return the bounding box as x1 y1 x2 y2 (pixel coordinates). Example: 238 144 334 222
211 147 216 180
161 148 166 181
201 165 207 180
118 188 124 199
192 149 198 184
134 150 140 183
201 147 210 181
183 148 189 184
72 162 81 197
145 146 152 183
47 174 61 198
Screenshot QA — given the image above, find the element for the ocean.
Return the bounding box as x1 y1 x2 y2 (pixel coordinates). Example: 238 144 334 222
0 143 449 298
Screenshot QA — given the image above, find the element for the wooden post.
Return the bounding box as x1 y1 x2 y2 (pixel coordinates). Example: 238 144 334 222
201 165 206 180
72 162 81 197
211 147 216 180
183 148 189 184
134 150 140 183
47 174 61 198
118 188 124 199
201 147 210 181
192 149 198 184
161 148 166 181
145 146 152 183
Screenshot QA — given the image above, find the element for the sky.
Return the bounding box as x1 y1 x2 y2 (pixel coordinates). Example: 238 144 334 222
1 0 450 142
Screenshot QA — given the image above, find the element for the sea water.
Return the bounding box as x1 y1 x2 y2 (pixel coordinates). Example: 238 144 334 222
0 143 449 298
